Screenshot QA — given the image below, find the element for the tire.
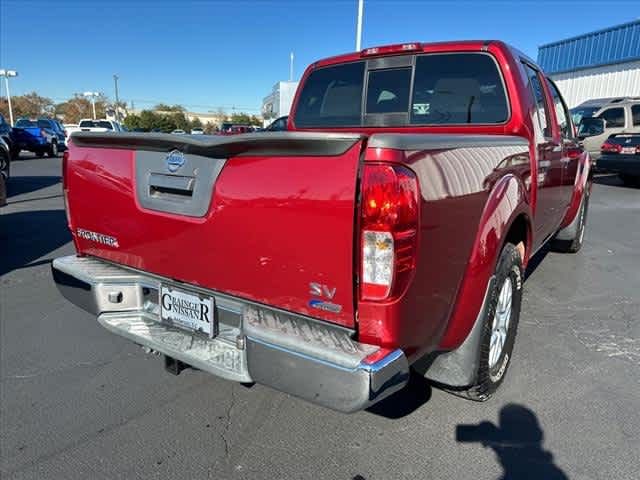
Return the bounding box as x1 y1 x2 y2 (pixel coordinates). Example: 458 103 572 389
460 243 523 401
48 142 59 158
553 190 589 253
0 150 9 179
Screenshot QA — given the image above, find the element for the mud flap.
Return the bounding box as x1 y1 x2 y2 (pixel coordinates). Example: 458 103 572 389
555 192 586 241
414 276 496 387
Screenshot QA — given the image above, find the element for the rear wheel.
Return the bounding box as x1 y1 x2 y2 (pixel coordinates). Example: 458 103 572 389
460 243 523 401
48 142 59 158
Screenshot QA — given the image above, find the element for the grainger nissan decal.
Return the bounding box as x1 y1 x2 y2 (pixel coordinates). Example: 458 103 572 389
76 228 120 248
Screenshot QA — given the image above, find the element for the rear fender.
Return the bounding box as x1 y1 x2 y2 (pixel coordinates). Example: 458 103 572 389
438 173 531 351
422 174 531 386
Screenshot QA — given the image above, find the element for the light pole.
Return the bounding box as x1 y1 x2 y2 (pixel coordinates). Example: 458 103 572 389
83 91 99 119
355 0 364 51
289 52 294 81
113 75 120 121
0 69 19 127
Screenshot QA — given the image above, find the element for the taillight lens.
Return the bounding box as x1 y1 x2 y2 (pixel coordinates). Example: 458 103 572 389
360 164 419 301
601 141 621 153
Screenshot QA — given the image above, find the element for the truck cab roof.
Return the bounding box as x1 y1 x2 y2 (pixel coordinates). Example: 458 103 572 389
310 40 537 69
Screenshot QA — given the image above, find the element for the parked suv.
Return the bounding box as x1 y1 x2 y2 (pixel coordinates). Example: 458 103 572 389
0 113 15 159
571 97 640 160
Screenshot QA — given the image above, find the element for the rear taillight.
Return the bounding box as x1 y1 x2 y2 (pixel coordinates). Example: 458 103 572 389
601 141 622 153
360 164 419 301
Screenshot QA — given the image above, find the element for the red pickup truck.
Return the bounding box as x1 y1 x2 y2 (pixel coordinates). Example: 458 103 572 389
53 41 591 412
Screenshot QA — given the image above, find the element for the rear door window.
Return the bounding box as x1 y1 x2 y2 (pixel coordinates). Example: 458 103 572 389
523 64 551 138
597 108 625 128
547 80 572 139
294 62 365 127
411 53 508 124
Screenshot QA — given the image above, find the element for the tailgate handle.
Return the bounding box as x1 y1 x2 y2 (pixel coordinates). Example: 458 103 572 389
149 173 195 198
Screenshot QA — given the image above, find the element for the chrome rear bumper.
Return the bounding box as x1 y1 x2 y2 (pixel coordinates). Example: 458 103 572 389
52 255 409 412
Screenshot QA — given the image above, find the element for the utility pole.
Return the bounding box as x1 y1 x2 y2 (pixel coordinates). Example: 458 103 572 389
355 0 364 51
0 69 19 126
113 74 120 121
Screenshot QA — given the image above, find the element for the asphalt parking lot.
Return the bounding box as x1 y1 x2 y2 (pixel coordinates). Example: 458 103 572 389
1 155 639 480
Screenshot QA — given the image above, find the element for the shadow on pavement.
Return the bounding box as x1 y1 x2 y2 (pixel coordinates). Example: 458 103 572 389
366 370 432 418
593 173 640 188
457 404 568 480
0 209 71 276
524 243 551 281
593 174 624 187
6 176 61 198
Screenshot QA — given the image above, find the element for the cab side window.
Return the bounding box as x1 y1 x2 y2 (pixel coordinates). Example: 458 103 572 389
522 63 551 138
597 108 625 129
632 105 640 126
547 79 572 139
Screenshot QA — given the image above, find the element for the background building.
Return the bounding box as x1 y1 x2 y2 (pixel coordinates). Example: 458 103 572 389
262 81 299 125
538 20 640 108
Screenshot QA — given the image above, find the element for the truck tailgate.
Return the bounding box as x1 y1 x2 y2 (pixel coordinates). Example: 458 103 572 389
66 132 365 328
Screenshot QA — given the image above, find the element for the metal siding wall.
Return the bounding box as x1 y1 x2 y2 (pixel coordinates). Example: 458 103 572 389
538 20 640 74
550 61 640 108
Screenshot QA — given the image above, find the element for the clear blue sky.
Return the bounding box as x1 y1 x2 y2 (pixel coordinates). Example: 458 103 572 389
1 0 637 113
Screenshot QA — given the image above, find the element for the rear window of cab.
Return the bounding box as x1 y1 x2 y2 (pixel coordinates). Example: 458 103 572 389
294 52 509 128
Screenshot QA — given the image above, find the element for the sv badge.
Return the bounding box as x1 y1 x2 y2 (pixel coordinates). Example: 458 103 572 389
309 282 336 299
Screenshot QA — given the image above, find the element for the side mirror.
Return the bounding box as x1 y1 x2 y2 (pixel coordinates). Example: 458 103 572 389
577 117 605 138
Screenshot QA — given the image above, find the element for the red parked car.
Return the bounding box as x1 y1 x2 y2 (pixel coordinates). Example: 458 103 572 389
218 123 254 135
53 41 591 412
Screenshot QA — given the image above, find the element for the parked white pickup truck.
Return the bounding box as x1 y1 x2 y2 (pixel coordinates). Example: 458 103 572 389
78 119 123 133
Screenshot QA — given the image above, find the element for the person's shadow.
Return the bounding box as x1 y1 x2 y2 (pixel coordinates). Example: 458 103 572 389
456 404 568 480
